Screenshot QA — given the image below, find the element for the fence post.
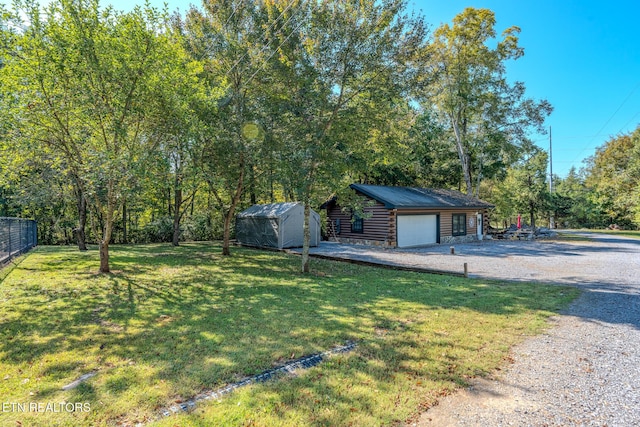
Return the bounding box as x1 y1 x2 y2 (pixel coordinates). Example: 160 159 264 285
8 219 12 257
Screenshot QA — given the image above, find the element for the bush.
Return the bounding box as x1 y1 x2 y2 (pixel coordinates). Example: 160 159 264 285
138 216 174 243
182 213 215 241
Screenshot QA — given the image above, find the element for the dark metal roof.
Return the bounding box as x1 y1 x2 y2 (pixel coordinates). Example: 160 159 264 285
350 184 494 209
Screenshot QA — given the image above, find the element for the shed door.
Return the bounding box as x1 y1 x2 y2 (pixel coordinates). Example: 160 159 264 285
397 214 438 248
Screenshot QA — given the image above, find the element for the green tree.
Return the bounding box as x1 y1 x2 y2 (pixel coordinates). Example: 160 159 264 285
265 0 426 272
144 19 206 247
495 145 550 230
552 167 600 228
420 7 552 196
183 0 267 256
584 127 640 228
629 127 640 226
1 0 188 272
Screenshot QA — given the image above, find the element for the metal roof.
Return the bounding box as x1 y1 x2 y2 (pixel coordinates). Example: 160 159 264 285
236 202 302 218
350 184 494 209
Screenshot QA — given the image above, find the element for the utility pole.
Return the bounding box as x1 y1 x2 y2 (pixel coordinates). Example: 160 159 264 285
549 126 555 229
549 126 553 192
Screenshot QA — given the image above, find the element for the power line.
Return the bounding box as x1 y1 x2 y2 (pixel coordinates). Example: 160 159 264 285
244 0 397 87
244 0 320 86
225 0 298 77
615 110 640 134
566 80 640 166
222 0 244 29
590 80 640 138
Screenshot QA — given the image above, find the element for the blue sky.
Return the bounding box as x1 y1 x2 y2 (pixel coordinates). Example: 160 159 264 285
413 0 640 177
8 0 640 177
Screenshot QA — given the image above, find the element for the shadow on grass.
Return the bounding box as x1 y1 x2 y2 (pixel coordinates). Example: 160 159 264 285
0 242 580 426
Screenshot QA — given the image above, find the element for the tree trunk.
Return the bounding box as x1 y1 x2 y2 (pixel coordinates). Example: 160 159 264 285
451 117 474 196
75 190 88 251
99 199 115 273
99 239 110 273
172 185 182 246
249 164 257 205
222 210 233 256
122 201 128 244
301 202 311 273
222 154 245 256
99 220 113 273
530 202 536 231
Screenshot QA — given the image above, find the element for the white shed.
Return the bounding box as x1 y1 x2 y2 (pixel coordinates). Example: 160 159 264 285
235 202 321 249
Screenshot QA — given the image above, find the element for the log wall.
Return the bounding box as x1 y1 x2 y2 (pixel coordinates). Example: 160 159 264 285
326 193 489 247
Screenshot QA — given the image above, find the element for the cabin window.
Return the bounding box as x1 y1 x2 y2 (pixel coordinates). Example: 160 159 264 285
351 214 364 233
452 213 466 236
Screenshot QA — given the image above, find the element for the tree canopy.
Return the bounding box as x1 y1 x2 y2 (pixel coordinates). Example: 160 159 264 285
1 0 199 271
0 1 573 273
419 7 552 197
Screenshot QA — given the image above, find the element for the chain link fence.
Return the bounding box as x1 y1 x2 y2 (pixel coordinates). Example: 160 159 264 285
0 217 38 265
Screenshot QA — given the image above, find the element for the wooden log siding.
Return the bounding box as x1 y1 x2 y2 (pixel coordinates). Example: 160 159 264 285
438 209 479 237
326 198 391 244
326 194 486 247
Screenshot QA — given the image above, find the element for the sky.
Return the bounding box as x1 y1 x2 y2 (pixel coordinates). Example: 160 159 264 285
413 0 640 178
6 0 640 178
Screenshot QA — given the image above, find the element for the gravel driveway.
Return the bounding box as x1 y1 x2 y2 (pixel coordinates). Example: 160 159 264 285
305 232 640 426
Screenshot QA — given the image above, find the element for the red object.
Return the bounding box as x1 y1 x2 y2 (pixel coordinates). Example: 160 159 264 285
517 214 522 229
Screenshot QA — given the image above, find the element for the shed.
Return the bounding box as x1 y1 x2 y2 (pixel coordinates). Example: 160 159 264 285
236 202 321 249
324 184 494 248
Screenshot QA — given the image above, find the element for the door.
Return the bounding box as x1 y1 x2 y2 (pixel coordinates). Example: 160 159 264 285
396 214 438 248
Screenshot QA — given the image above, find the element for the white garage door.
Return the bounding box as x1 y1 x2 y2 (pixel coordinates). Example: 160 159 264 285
397 214 438 248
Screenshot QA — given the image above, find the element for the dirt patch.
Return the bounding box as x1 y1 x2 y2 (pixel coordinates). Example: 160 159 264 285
414 376 541 426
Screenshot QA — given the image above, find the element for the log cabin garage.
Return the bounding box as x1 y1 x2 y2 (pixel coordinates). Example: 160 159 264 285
323 184 494 248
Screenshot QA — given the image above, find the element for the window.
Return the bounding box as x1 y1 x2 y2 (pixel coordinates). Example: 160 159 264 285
452 213 466 236
351 214 364 233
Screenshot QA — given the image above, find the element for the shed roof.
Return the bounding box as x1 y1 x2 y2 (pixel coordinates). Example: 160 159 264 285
237 202 301 219
350 184 494 209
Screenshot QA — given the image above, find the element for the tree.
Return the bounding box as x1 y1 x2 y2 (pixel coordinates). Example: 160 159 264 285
144 18 205 246
495 144 550 230
183 0 267 256
420 7 552 196
552 167 600 228
265 0 427 272
1 0 189 272
584 127 640 228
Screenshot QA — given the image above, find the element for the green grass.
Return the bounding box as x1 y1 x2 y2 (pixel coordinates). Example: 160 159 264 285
0 243 579 426
582 229 640 239
555 232 593 242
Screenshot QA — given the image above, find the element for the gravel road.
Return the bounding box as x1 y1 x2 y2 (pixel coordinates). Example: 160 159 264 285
305 232 640 426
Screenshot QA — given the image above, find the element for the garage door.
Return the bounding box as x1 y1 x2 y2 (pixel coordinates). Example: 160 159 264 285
397 214 438 248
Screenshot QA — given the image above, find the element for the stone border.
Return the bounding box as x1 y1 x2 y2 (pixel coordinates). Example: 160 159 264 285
289 250 467 278
139 342 357 425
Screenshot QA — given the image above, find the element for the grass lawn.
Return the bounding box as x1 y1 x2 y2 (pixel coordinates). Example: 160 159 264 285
555 232 593 242
0 243 579 426
582 229 640 239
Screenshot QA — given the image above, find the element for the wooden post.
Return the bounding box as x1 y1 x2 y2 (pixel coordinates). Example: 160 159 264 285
464 263 468 278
